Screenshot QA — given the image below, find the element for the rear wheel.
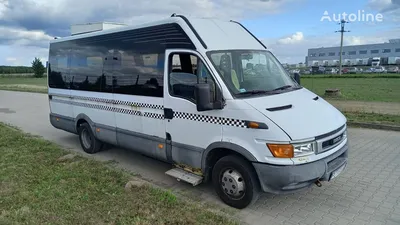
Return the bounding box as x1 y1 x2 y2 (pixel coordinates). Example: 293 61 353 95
78 122 103 154
212 155 260 209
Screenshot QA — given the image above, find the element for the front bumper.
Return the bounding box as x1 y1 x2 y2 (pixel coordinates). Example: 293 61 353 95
253 141 348 194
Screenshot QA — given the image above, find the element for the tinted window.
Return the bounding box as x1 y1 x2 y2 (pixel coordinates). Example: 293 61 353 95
371 50 379 54
396 48 400 52
359 50 367 54
48 23 194 95
348 51 356 55
169 53 216 103
69 42 108 92
112 50 164 97
48 42 71 89
328 52 335 56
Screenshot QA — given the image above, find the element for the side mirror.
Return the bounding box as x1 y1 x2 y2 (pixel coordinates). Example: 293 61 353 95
195 83 214 111
293 72 300 85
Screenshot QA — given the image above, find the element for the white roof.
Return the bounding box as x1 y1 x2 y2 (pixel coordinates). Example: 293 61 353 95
189 18 265 51
51 16 266 51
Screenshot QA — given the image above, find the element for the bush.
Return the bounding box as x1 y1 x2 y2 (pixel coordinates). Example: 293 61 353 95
31 57 46 78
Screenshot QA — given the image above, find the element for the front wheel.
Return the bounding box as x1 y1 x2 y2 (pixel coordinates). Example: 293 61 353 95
212 155 260 209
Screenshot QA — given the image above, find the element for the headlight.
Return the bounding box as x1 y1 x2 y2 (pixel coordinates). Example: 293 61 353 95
293 142 315 157
267 141 316 158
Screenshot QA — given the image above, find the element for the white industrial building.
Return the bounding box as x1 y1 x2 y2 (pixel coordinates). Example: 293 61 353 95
305 38 400 67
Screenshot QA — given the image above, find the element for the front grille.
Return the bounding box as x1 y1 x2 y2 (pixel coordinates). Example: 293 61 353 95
315 124 346 154
322 133 345 149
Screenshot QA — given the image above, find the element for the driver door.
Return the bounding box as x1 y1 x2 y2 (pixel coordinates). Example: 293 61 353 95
163 49 222 169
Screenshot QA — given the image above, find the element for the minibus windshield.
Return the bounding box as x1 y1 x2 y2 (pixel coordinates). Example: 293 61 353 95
207 50 301 97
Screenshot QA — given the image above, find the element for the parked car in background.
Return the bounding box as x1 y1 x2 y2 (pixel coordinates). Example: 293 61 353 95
374 66 386 73
324 68 338 74
347 67 359 74
364 67 375 73
299 69 310 75
317 66 325 74
341 68 349 74
387 66 399 73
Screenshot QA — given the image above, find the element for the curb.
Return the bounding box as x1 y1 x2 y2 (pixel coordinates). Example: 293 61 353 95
347 122 400 132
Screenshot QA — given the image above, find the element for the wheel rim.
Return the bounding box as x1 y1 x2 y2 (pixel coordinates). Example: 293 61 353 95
81 128 92 149
220 168 245 199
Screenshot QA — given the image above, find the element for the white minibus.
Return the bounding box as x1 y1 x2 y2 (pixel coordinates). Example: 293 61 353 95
48 14 348 209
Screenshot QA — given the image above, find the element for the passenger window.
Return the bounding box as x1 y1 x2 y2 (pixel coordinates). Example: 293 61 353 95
169 53 216 103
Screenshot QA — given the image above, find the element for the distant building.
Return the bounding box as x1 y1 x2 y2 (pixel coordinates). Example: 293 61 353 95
306 38 400 67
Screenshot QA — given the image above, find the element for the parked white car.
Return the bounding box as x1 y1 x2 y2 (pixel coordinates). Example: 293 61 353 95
324 68 338 74
374 66 386 73
387 66 399 73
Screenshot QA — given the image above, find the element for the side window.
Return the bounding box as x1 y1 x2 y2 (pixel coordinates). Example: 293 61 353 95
48 43 70 89
169 53 216 103
112 50 164 97
70 43 106 92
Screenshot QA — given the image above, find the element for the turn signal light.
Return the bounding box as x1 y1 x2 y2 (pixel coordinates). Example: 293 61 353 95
267 144 294 158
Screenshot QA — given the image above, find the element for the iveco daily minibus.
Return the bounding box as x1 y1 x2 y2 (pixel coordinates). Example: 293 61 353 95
48 14 349 209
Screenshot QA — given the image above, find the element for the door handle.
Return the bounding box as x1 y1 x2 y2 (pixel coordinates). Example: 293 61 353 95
164 108 174 120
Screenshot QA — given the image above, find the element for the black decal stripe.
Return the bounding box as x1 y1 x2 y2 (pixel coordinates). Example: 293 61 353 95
173 111 246 128
50 94 164 110
51 98 249 128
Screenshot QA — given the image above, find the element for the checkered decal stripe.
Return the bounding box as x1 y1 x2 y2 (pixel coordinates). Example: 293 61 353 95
113 100 164 110
51 94 163 110
52 99 141 115
51 98 247 128
114 108 141 116
72 95 114 104
143 112 164 120
173 112 246 128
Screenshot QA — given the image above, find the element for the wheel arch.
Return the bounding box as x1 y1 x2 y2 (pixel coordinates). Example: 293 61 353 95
201 142 258 182
75 113 96 134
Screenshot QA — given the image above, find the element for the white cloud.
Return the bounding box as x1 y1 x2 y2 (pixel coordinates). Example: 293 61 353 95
0 0 297 65
277 32 304 44
0 1 7 18
367 0 400 21
0 0 295 33
0 26 52 46
368 0 395 12
5 57 16 61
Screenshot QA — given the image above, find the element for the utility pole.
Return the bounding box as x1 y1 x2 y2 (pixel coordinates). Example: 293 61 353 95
335 19 350 75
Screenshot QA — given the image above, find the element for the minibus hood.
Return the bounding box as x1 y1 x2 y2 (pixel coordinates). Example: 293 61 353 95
243 88 347 140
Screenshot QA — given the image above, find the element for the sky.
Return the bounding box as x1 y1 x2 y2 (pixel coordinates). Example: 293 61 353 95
0 0 399 66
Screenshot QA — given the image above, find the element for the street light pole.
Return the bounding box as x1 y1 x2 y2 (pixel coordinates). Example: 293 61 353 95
335 19 350 75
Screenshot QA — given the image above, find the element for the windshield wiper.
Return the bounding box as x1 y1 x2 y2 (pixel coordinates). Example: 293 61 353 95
271 85 293 91
237 90 269 96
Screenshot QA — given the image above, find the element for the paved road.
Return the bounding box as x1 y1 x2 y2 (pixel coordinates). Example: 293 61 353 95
1 90 399 225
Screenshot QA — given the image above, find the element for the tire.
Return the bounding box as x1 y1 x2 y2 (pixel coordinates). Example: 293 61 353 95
77 122 103 154
212 155 260 209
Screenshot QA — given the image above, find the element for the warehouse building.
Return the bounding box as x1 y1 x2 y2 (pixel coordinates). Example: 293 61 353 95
305 38 400 67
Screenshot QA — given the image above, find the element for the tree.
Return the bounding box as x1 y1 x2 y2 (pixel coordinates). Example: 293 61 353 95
32 57 46 78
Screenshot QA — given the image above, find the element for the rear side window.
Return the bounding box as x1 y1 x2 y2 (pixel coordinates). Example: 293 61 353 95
48 42 71 89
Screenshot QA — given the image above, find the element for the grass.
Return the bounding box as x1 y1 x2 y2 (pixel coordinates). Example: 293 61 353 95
344 112 400 126
301 78 400 102
0 123 237 225
301 73 400 78
0 76 47 93
0 76 47 86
